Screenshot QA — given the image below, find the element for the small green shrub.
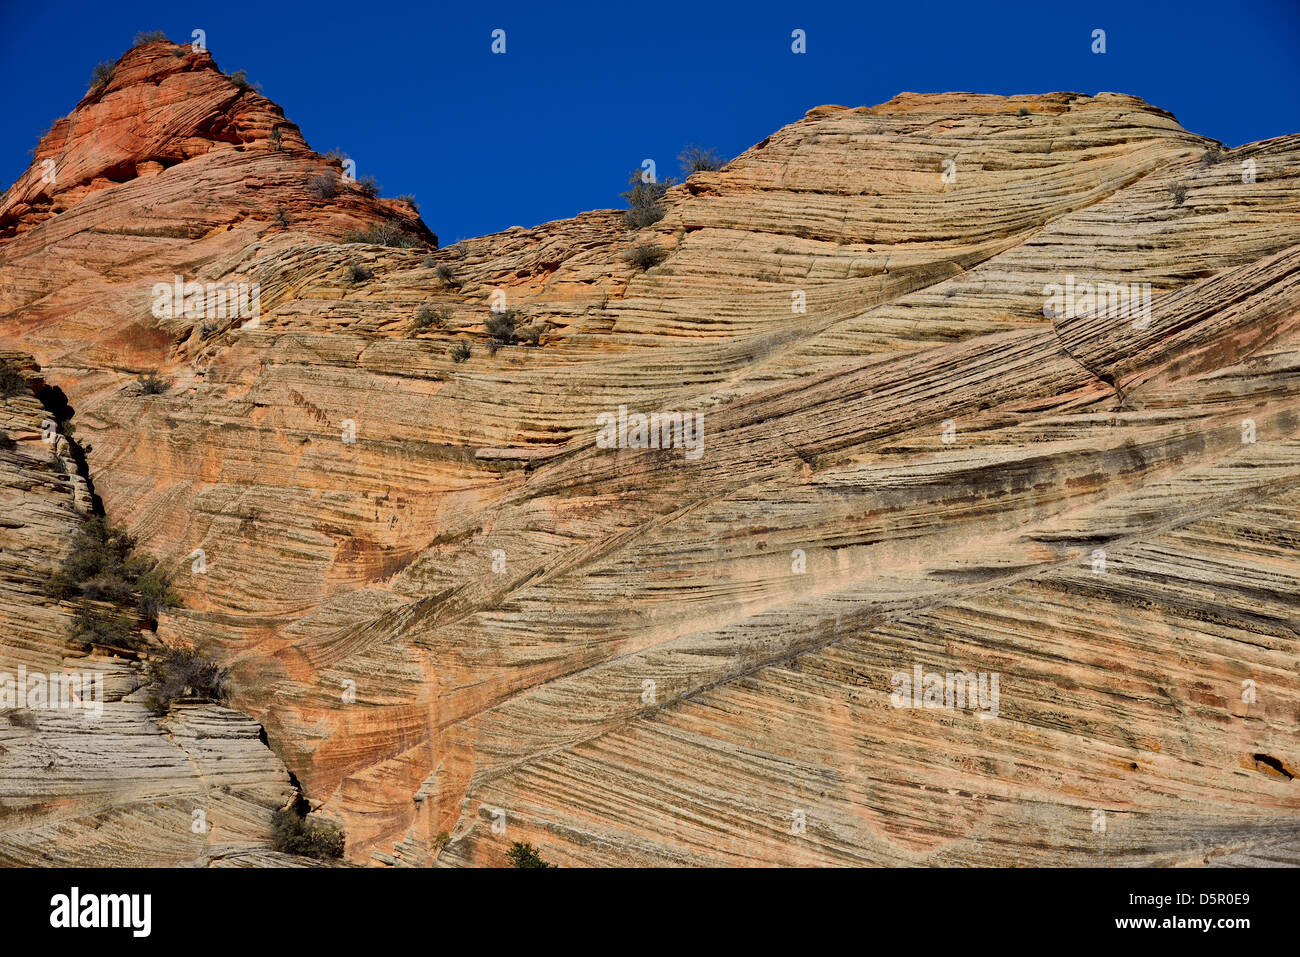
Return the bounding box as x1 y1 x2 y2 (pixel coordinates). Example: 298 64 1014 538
90 61 115 90
343 220 421 248
1169 182 1187 206
0 360 26 399
229 69 257 92
1017 105 1030 117
679 145 724 175
71 604 139 651
485 309 518 344
410 303 450 334
517 323 543 346
450 341 472 363
45 516 178 630
505 841 555 868
435 264 459 287
142 647 229 714
395 194 418 212
79 572 136 605
273 206 290 227
271 807 345 859
627 243 667 270
1199 146 1225 167
346 263 373 283
307 173 339 200
621 170 675 229
133 30 168 46
47 517 135 598
138 372 169 395
134 564 179 622
355 175 380 197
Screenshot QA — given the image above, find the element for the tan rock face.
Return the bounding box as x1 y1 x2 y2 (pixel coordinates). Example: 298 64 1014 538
0 355 300 866
1 58 1297 866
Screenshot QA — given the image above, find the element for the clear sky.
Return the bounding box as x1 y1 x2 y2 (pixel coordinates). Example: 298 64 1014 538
3 0 1298 244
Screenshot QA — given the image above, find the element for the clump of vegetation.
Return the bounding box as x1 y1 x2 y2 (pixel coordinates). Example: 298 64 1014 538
1017 105 1030 117
71 604 138 651
410 303 450 334
627 242 667 271
432 831 451 852
89 61 116 90
395 194 419 212
355 175 380 197
0 359 27 399
346 262 373 283
1199 146 1225 167
271 806 345 859
133 30 169 46
273 205 290 228
505 841 555 868
621 170 675 229
450 341 472 363
46 516 179 638
135 565 177 622
679 145 724 175
516 323 543 346
485 309 519 344
229 69 258 92
307 172 339 200
138 371 169 395
1169 182 1187 206
269 128 283 152
435 264 460 288
343 220 422 248
142 646 229 714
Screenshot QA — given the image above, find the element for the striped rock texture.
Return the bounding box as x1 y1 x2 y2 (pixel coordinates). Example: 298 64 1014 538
0 40 1296 866
0 357 302 866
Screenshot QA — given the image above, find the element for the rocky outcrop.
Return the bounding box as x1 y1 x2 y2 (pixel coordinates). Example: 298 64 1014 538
1 47 1297 867
0 354 306 866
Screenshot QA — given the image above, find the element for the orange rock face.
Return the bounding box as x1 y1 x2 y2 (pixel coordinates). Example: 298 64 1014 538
1 44 1297 867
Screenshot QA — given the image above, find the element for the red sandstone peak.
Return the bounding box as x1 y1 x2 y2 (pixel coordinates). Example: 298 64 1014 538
0 38 432 245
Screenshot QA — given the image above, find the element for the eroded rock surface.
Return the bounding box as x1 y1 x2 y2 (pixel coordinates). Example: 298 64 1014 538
1 45 1296 866
0 355 301 866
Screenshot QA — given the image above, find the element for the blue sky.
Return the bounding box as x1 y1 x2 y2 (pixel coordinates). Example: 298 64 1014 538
3 0 1298 243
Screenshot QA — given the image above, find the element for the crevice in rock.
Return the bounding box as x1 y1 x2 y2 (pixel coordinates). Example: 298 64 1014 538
1049 321 1130 411
1253 753 1294 780
31 380 102 514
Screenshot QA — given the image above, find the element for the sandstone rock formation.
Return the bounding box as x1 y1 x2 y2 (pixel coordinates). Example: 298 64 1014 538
0 40 1296 866
0 353 305 866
